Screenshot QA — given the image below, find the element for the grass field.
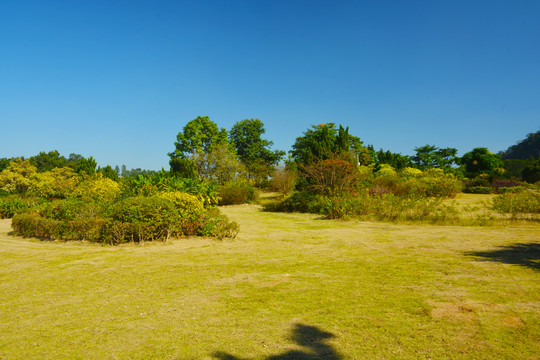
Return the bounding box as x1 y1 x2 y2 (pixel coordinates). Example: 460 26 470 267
0 196 539 359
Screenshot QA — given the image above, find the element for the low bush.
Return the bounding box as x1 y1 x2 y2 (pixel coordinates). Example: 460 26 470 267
463 186 492 194
491 191 540 215
262 191 327 214
11 214 107 242
0 197 38 219
218 181 258 205
323 194 459 222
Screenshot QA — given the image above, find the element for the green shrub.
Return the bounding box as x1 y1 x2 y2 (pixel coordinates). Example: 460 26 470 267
498 186 528 194
39 198 106 221
323 194 459 222
262 191 327 214
218 181 258 205
463 186 492 194
491 191 540 214
0 197 38 218
11 214 107 242
196 207 239 239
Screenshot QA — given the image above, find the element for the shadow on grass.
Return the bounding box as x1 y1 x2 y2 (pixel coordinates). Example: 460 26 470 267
213 323 342 360
466 242 540 270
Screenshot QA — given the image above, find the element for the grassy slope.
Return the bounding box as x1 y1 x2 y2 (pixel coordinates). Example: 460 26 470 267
0 202 539 359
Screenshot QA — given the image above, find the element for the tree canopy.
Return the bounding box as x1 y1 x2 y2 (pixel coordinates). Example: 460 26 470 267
460 147 504 178
412 145 458 171
290 123 366 165
169 116 229 160
500 130 540 160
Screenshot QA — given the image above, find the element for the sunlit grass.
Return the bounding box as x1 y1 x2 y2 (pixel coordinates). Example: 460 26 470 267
0 203 539 359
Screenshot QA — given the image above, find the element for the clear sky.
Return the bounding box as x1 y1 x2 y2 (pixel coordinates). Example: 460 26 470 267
1 0 539 170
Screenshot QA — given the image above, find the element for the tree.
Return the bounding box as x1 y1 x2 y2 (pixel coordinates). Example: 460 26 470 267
375 149 413 170
169 116 229 160
0 159 38 194
191 143 244 184
460 147 504 178
500 130 540 160
75 156 97 176
521 157 540 183
290 123 366 165
99 165 119 181
229 119 285 184
29 150 69 172
412 145 458 171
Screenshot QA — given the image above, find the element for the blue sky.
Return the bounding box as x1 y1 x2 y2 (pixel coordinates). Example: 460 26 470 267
1 0 539 170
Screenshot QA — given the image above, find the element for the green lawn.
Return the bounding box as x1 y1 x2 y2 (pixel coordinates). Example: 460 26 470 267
0 202 538 359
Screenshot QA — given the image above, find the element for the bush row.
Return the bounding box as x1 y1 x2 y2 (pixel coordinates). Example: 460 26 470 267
11 192 239 243
262 191 459 223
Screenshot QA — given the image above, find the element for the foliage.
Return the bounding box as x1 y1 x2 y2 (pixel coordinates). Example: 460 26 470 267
263 191 459 223
99 165 120 181
75 156 97 176
120 172 219 206
29 167 76 199
374 149 413 169
217 180 258 205
191 143 245 184
522 158 540 184
38 198 106 221
300 156 359 196
268 167 297 195
196 207 239 239
491 190 540 214
375 164 397 177
0 159 38 194
323 194 459 222
401 167 423 176
29 150 69 172
0 197 37 219
412 145 458 171
72 174 121 203
463 186 493 194
11 214 107 242
290 123 366 165
156 191 205 225
169 116 229 160
460 147 504 178
499 130 540 160
169 157 197 178
229 119 285 184
262 191 327 214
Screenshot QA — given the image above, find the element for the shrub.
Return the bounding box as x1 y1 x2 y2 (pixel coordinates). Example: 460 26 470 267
268 191 328 214
39 198 106 221
11 214 107 242
218 181 258 205
72 174 120 203
323 194 459 222
0 197 37 219
463 186 492 194
268 168 297 195
491 191 540 215
196 207 239 239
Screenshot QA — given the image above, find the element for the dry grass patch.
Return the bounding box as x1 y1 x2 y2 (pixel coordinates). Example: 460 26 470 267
1 205 539 359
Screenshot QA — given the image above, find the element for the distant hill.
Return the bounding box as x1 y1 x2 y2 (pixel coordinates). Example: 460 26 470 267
500 130 540 160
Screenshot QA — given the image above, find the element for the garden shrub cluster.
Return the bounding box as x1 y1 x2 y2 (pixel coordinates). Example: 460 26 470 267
217 181 258 205
1 159 239 243
264 164 463 223
491 190 540 215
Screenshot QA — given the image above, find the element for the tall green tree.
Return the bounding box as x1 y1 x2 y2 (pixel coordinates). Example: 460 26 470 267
290 123 366 165
229 119 285 183
500 130 540 160
412 145 458 171
169 116 229 160
460 147 504 178
29 150 69 172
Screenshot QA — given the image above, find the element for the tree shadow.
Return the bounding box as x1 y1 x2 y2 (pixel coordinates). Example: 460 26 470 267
213 323 342 360
465 242 540 270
